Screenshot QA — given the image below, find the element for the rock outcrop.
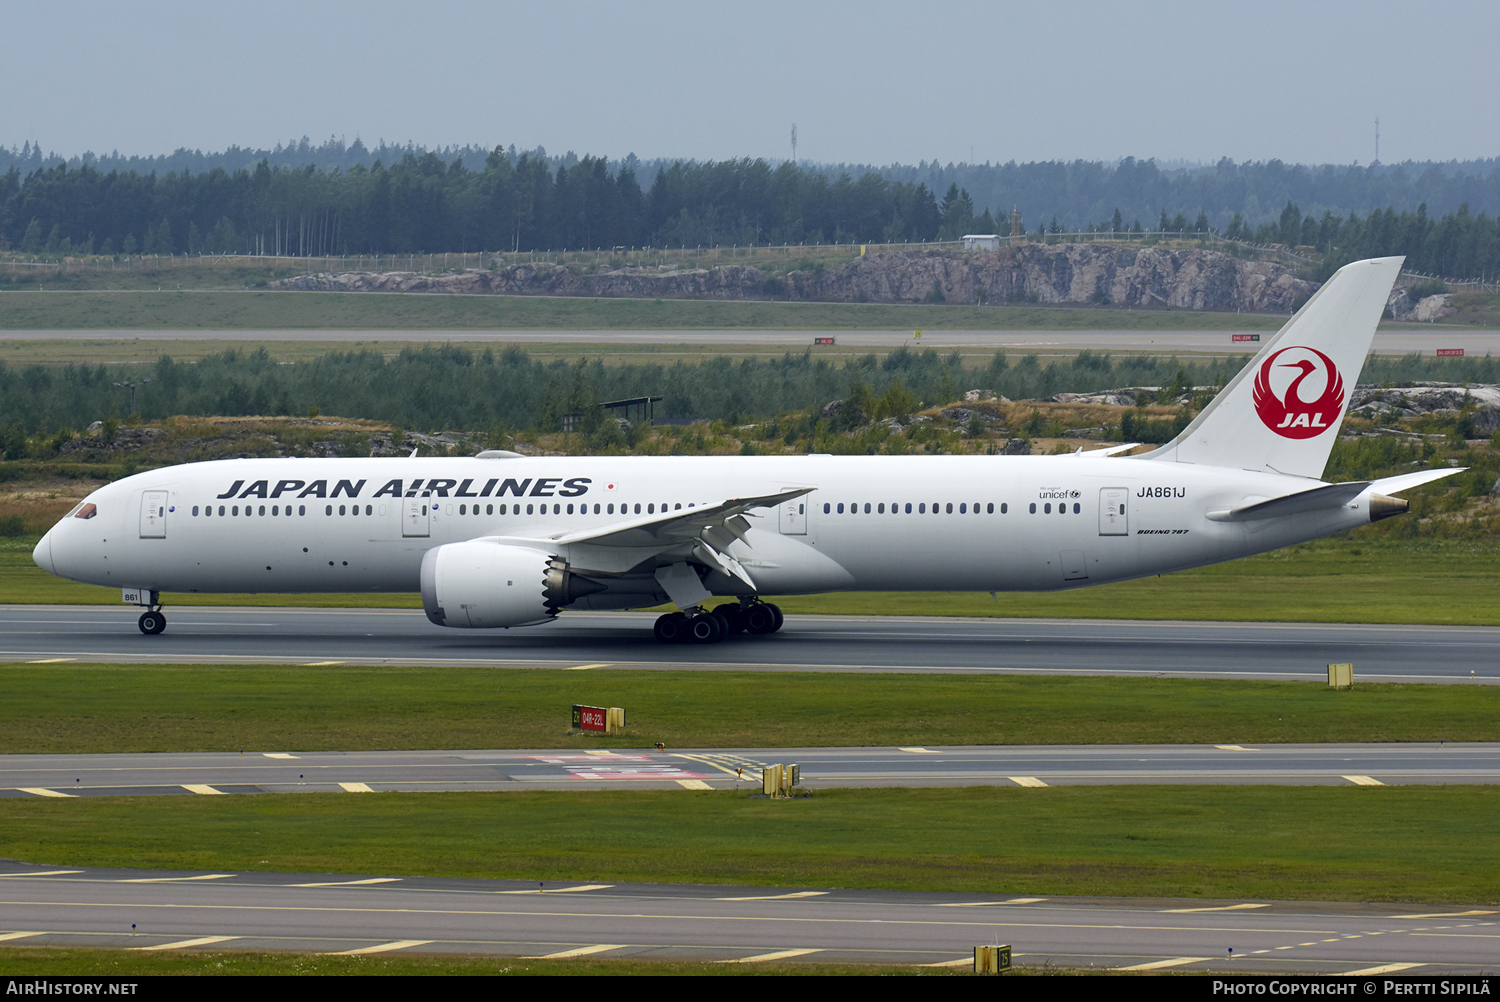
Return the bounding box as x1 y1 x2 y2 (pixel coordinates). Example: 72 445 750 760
1386 289 1457 322
270 243 1318 314
1350 383 1500 436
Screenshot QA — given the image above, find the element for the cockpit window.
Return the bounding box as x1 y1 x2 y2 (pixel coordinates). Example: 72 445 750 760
74 503 97 520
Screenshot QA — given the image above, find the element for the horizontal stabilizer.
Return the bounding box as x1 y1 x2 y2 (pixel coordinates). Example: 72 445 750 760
1207 481 1369 522
1370 467 1468 495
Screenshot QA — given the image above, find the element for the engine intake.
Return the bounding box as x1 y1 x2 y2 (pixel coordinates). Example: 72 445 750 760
421 541 603 629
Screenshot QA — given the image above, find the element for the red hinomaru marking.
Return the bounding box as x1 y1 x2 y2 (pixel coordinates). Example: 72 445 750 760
1252 346 1345 439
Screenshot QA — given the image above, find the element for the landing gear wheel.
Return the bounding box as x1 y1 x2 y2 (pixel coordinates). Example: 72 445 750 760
138 611 166 635
744 603 778 635
688 613 725 644
654 612 689 644
766 603 784 633
713 603 747 634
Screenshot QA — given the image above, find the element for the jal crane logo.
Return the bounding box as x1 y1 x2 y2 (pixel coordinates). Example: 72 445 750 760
1252 346 1345 439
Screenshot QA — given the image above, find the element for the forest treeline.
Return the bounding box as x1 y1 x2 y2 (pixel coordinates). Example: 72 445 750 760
3 145 1500 280
3 345 1498 447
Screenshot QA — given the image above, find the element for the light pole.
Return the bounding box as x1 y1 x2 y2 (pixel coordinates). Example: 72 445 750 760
113 378 151 414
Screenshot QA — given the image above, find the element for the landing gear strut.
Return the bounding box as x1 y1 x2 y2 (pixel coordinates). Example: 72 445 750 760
138 609 166 635
653 601 781 644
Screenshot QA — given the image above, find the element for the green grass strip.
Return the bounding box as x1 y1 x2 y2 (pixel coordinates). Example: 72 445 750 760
2 666 1496 754
3 787 1496 903
0 289 1286 332
0 948 990 976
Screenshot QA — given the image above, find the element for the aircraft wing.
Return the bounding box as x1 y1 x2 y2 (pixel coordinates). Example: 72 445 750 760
544 486 811 548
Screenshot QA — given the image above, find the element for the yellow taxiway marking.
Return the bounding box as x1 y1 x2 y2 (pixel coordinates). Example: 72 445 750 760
329 940 431 956
716 891 828 902
121 874 236 884
497 884 613 895
898 747 938 753
27 658 73 664
18 788 75 798
182 784 226 796
529 944 626 959
338 782 374 793
303 661 343 666
1163 903 1271 913
1344 775 1384 786
936 898 1048 907
128 936 238 951
289 878 401 888
718 948 823 964
919 957 975 967
675 779 712 790
1345 963 1427 975
567 663 610 671
0 872 82 879
0 933 43 942
1114 957 1211 971
1214 745 1259 751
262 753 299 759
1009 776 1048 787
1398 910 1498 918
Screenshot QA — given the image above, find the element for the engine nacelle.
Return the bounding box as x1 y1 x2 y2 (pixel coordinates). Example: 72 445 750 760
420 541 602 628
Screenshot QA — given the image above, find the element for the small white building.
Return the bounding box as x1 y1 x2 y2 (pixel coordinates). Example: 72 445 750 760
962 234 1001 251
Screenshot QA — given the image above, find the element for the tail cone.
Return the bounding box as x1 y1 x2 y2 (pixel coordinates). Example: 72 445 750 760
1368 493 1408 522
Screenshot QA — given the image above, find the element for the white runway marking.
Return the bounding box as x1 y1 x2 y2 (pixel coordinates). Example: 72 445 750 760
0 932 43 942
497 884 613 894
1343 775 1384 785
262 753 299 759
675 779 712 789
18 788 74 798
1113 956 1211 971
338 782 374 792
716 891 828 901
529 944 626 959
129 936 238 951
719 948 823 963
288 878 401 888
1345 963 1426 974
329 939 431 956
182 784 226 795
120 874 235 884
1008 776 1048 787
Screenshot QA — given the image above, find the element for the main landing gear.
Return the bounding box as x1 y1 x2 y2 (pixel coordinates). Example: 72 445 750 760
653 601 783 644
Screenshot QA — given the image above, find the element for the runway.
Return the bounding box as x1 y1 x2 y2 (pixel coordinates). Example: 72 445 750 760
3 743 1496 799
0 606 1495 684
3 327 1495 357
0 861 1491 972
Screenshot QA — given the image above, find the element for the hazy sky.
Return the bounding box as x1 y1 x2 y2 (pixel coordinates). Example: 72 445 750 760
9 0 1497 166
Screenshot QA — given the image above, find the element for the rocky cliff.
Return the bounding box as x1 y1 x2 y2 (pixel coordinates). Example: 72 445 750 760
270 243 1317 314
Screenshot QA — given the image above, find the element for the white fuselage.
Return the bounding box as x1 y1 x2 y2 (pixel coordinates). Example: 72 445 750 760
34 454 1370 604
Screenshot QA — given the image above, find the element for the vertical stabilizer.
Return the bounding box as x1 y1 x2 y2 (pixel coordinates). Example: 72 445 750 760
1139 256 1403 479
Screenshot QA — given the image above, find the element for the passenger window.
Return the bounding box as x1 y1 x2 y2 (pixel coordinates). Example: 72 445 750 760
1029 503 1036 514
946 503 953 514
219 506 226 516
526 504 534 515
905 503 912 513
298 505 305 515
648 504 655 514
878 503 885 513
836 503 844 514
232 506 240 516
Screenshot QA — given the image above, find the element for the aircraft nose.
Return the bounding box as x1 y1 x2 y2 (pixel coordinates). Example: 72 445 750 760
32 529 55 575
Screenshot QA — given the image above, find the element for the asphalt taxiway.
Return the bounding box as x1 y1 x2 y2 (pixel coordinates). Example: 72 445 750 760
0 862 1492 972
3 743 1496 799
1 606 1494 684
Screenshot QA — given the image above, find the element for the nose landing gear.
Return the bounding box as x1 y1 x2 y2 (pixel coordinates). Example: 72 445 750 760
138 609 166 635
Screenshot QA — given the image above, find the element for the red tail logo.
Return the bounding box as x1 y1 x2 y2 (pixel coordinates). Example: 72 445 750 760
1252 346 1345 439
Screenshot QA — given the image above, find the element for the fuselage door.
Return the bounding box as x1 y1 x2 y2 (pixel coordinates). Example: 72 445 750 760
403 496 431 538
139 490 168 538
778 490 808 535
1099 488 1128 536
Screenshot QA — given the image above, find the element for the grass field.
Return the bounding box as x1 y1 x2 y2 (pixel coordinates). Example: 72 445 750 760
6 536 1499 626
3 665 1495 754
0 289 1292 332
0 948 984 977
3 786 1495 903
